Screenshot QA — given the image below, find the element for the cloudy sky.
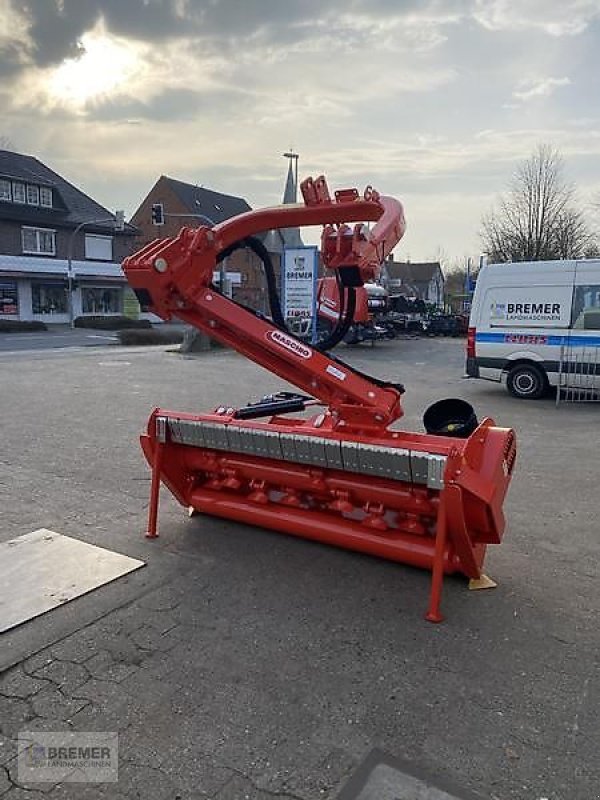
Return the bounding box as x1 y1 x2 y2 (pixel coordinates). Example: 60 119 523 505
2 0 600 262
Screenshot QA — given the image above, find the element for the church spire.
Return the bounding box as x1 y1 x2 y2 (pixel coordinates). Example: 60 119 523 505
282 149 299 204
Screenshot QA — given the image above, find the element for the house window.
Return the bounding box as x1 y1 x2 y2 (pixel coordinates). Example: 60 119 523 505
22 227 56 255
84 234 113 261
0 281 18 315
0 179 11 201
32 282 67 314
26 184 40 205
39 186 53 207
82 287 121 314
12 182 25 203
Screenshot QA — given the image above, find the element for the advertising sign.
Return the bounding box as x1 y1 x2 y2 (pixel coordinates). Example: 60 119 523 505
282 247 318 341
0 281 18 315
486 286 572 328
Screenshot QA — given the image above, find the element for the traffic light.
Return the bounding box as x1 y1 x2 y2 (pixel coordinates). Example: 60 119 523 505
151 203 165 226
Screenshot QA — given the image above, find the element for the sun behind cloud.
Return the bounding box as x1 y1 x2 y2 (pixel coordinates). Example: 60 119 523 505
48 23 141 107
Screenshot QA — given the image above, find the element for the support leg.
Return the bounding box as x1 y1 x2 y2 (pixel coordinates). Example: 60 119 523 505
425 501 447 623
146 438 164 539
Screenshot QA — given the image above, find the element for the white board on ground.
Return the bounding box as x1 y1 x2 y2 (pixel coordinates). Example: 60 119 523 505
0 529 145 634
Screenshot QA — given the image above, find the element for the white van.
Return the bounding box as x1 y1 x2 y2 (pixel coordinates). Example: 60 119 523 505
466 259 600 398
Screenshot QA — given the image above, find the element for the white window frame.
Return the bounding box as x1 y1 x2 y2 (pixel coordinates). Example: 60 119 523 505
12 182 25 203
39 186 53 208
26 184 40 205
22 226 56 256
0 179 11 201
84 233 113 261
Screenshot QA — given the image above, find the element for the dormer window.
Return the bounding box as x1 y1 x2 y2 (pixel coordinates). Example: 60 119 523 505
0 180 53 206
40 186 52 207
12 182 25 203
26 185 40 205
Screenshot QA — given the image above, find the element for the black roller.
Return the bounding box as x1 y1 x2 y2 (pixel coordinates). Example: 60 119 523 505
423 398 478 438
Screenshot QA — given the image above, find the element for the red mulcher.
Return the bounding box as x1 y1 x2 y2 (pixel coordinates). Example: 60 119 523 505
122 175 516 622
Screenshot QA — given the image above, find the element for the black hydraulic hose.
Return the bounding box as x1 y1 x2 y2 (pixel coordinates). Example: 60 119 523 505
315 285 356 351
215 236 356 349
213 237 401 396
216 236 287 330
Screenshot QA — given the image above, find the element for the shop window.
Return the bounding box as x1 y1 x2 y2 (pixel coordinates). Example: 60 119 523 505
82 287 121 314
0 179 11 201
32 282 67 314
0 281 18 315
84 234 113 261
40 186 53 208
22 227 56 255
12 182 25 203
572 285 600 330
26 184 40 205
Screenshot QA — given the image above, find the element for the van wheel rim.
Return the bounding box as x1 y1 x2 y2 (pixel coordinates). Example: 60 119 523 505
515 373 536 394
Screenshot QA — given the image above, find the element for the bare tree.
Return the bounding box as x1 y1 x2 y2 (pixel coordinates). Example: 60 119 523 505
481 144 596 262
0 135 15 151
554 207 597 259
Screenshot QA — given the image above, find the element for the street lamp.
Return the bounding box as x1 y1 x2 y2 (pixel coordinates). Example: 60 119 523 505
67 211 125 328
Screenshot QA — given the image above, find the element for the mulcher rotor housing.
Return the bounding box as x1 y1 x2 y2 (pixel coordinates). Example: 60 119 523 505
122 175 516 622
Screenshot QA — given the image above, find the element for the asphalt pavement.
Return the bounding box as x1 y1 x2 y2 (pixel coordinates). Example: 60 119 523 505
0 327 118 354
1 335 599 799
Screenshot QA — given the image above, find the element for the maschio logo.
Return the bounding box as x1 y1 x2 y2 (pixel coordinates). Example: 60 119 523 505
267 330 312 359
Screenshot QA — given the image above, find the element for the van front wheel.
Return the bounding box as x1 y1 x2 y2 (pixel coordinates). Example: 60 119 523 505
506 363 547 399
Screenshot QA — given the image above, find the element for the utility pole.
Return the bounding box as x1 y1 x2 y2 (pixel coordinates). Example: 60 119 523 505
67 211 125 328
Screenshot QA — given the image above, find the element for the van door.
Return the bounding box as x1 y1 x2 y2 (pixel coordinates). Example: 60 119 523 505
565 260 600 395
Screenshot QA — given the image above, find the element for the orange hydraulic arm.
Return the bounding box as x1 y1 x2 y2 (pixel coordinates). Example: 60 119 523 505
123 176 406 432
123 173 516 623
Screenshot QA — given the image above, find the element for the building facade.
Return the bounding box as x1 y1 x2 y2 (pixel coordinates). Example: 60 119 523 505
0 149 137 325
130 173 302 316
381 258 445 307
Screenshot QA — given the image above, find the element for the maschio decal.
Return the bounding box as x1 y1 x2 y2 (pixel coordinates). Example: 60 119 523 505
267 330 312 359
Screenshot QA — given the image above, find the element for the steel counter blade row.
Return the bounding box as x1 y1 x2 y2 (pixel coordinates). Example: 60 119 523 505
161 417 447 490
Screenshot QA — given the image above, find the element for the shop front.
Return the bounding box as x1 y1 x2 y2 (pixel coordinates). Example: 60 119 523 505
0 255 128 325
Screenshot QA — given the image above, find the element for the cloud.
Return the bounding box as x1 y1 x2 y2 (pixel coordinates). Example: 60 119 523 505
513 76 571 101
472 0 600 36
6 0 458 71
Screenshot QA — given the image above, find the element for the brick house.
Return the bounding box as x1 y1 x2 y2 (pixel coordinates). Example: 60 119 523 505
130 174 301 314
0 149 137 324
381 258 445 307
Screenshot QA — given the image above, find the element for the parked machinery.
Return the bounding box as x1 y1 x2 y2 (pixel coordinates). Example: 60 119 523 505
123 175 516 622
317 277 394 344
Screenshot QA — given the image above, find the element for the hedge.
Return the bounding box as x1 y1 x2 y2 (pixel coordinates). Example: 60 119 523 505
74 315 152 330
0 320 47 333
117 328 185 346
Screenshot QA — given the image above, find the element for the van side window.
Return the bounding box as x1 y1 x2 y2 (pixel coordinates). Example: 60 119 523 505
572 285 600 330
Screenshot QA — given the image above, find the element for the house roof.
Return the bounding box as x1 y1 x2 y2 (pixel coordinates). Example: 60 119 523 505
160 174 303 252
384 261 442 284
0 149 135 234
162 176 252 225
